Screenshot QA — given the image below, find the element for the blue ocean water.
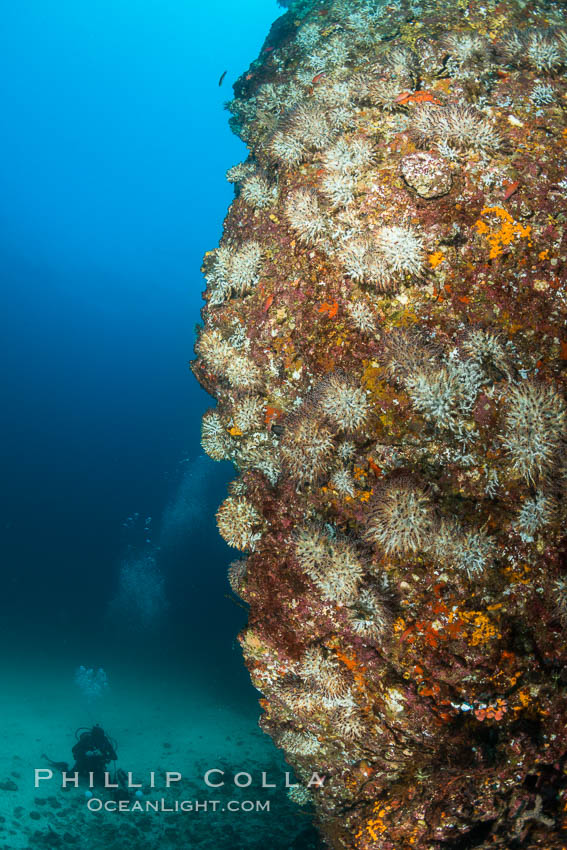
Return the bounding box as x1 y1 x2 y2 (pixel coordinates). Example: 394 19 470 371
0 3 321 847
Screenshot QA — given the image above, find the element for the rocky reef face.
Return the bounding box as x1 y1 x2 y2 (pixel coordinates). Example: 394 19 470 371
193 0 567 845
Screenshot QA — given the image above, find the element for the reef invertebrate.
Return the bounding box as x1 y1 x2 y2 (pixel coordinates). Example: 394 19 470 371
430 520 496 578
225 351 262 391
501 381 566 483
196 328 233 374
281 413 335 485
269 130 307 167
215 496 262 551
513 492 555 540
553 578 567 626
344 299 376 334
340 225 424 289
374 224 425 278
201 409 232 461
383 45 420 85
301 646 351 699
413 104 502 152
286 103 335 152
237 432 281 485
530 81 556 105
295 526 365 605
330 467 355 497
461 329 514 380
365 480 433 556
365 75 405 111
404 357 484 435
232 395 265 433
347 587 389 643
444 31 487 64
279 728 321 756
285 188 327 244
240 173 278 208
315 537 365 605
321 171 355 208
316 372 369 433
204 241 262 304
518 29 564 73
323 137 374 175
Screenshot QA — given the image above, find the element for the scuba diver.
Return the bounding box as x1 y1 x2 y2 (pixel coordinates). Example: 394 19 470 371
71 724 118 785
43 724 122 787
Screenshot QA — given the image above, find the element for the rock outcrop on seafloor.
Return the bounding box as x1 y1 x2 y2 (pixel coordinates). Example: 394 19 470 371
193 0 567 845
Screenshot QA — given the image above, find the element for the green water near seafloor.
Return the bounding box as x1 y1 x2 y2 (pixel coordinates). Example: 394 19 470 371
0 646 323 850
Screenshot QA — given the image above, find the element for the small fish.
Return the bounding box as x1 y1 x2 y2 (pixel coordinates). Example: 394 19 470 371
312 71 327 85
395 90 442 106
502 180 519 200
218 70 227 87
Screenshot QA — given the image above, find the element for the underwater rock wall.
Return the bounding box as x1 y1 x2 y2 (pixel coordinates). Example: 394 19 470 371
193 0 567 845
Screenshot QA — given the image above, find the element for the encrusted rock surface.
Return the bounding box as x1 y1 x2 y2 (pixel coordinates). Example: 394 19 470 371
193 0 567 846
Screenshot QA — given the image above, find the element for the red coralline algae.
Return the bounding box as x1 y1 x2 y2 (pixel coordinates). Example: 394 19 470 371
192 0 567 846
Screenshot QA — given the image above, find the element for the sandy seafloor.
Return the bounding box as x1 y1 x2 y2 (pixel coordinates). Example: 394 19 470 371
0 640 321 850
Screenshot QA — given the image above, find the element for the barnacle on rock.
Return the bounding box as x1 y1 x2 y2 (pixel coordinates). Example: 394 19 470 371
553 578 567 626
345 299 376 334
523 29 563 73
237 432 281 485
286 103 335 151
302 646 352 699
316 536 365 604
196 328 233 373
295 525 365 604
375 224 425 278
225 352 262 391
530 81 556 105
340 225 424 289
321 171 356 208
